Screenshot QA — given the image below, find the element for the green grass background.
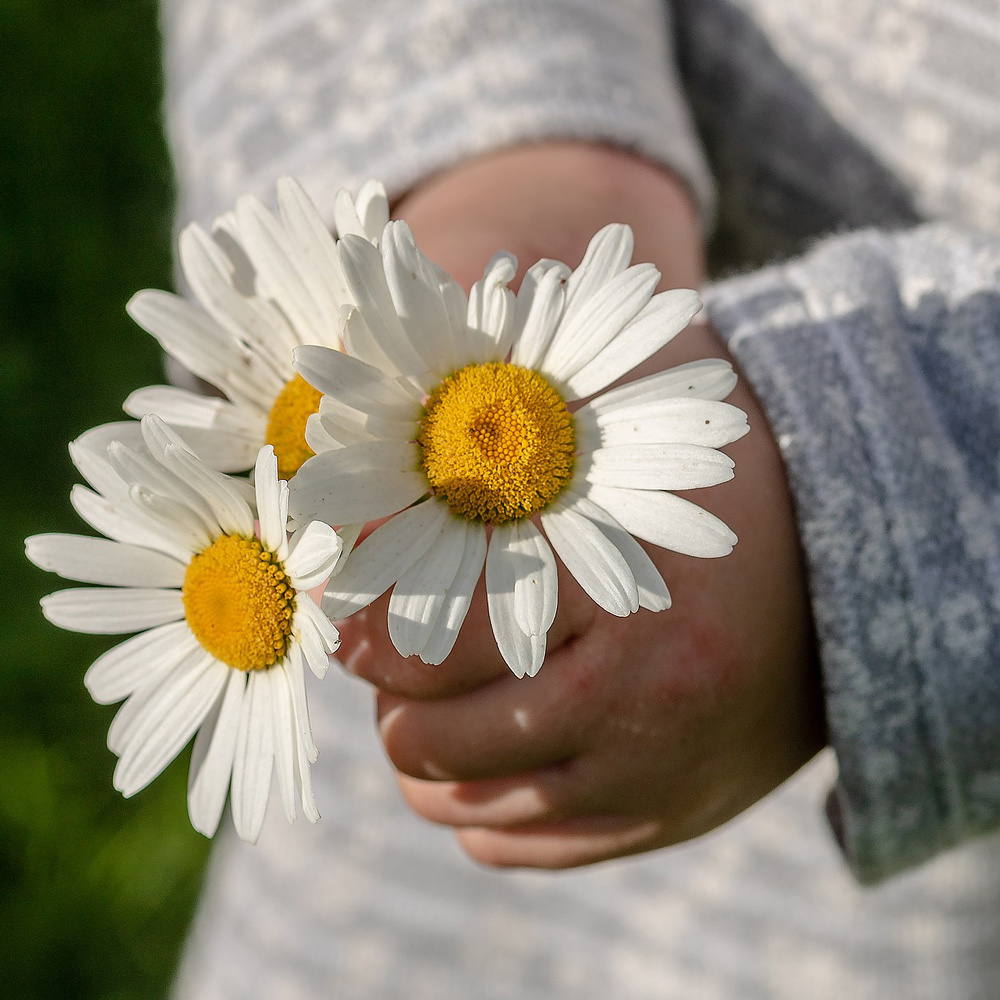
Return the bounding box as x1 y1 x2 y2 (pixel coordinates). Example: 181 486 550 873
2 2 212 996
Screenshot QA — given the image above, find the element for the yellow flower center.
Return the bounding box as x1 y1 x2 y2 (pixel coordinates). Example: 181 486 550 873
266 374 323 480
418 362 576 523
182 534 295 671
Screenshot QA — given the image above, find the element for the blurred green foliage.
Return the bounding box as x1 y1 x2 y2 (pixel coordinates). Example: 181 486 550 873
1 2 212 997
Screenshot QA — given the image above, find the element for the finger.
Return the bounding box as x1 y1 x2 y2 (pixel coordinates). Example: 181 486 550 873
375 630 607 780
456 815 665 870
394 765 576 828
342 553 598 700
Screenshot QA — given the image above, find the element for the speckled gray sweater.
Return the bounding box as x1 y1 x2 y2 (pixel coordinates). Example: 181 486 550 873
164 1 1000 997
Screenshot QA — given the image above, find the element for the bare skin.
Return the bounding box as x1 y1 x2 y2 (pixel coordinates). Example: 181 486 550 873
336 141 826 869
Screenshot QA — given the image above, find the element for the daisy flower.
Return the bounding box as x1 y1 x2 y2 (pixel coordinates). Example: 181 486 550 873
25 415 343 842
289 221 749 677
123 178 388 480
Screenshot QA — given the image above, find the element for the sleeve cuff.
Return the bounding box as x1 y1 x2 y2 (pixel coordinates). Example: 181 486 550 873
703 226 1000 882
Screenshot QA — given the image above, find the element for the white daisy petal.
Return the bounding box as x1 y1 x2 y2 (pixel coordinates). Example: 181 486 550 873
293 731 320 824
311 401 375 448
541 500 638 617
293 343 423 420
236 193 327 348
68 438 130 507
41 587 184 634
590 358 739 409
580 443 735 491
564 494 671 611
70 485 191 562
434 262 470 365
340 304 401 375
322 500 447 620
187 668 246 837
296 592 342 655
387 514 467 657
525 633 547 678
161 444 255 538
253 446 285 553
276 176 351 335
304 410 344 454
110 441 216 534
265 665 297 824
510 519 558 637
285 521 342 591
167 426 264 475
124 385 264 433
328 523 362 575
294 608 328 681
107 680 157 757
284 644 318 763
231 669 275 844
178 222 298 368
276 482 291 559
563 289 703 400
339 234 430 383
124 386 268 471
333 186 372 241
26 533 186 588
510 260 570 369
114 653 225 798
136 418 229 531
419 522 487 665
72 423 145 492
353 179 390 239
584 484 737 558
311 395 414 448
577 397 749 451
485 524 546 677
541 263 659 383
382 221 456 375
134 411 193 460
293 598 340 679
130 487 215 553
126 289 253 387
289 441 426 526
84 621 198 705
466 252 517 362
207 212 252 286
562 223 634 322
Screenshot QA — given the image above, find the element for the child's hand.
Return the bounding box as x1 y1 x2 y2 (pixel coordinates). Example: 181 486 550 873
335 142 826 868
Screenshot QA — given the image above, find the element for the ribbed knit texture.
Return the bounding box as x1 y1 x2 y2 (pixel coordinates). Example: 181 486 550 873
706 225 1000 882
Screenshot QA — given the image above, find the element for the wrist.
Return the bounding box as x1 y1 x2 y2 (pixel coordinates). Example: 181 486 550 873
393 140 705 291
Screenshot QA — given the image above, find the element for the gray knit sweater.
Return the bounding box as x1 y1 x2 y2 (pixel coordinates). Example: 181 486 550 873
165 1 1000 996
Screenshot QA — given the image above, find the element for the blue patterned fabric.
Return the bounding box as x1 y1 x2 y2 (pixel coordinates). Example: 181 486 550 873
707 225 1000 881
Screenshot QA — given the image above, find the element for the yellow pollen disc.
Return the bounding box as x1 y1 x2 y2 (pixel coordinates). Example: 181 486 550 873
265 374 323 480
182 534 295 672
418 362 576 523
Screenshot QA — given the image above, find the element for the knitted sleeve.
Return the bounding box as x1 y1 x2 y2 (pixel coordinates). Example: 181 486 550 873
706 225 1000 883
158 0 713 226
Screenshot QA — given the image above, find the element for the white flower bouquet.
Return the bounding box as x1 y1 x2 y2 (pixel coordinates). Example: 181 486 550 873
26 179 748 841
